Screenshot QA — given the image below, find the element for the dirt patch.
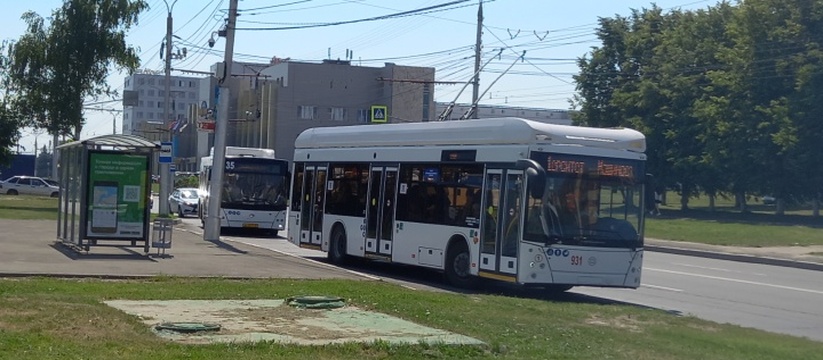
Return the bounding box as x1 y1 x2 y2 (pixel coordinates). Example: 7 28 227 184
105 299 484 345
584 314 646 333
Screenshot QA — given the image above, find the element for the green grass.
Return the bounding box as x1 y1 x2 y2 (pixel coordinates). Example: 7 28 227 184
647 191 823 246
0 195 59 220
0 277 819 359
645 217 823 246
0 194 174 222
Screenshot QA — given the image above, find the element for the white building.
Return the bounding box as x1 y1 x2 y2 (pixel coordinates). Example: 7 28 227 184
122 70 201 140
434 102 573 125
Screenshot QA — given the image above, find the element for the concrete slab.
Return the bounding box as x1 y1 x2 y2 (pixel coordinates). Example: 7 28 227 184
105 299 484 346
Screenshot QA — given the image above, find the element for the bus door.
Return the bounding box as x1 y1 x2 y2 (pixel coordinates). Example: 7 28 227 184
479 168 524 280
365 165 398 257
299 165 327 247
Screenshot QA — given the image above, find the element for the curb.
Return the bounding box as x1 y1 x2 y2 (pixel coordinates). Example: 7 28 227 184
645 244 823 272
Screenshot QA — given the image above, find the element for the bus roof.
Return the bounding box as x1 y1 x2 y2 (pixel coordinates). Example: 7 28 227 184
208 146 276 159
294 117 646 153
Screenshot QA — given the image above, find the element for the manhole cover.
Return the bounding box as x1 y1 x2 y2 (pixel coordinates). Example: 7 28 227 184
288 295 346 309
155 322 221 333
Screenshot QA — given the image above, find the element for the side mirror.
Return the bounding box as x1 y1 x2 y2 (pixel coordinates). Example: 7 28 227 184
516 159 545 199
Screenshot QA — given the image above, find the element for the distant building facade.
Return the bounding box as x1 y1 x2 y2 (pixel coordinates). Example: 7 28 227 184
434 102 574 125
122 71 202 171
195 60 436 163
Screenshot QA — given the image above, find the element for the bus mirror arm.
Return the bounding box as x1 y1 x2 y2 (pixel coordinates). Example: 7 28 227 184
516 159 546 199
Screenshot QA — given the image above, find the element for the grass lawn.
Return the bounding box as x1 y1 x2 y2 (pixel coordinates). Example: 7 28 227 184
0 277 820 360
648 191 823 246
0 194 59 220
0 194 173 221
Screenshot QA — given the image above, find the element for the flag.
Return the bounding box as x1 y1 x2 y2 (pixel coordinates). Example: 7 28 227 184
177 120 188 133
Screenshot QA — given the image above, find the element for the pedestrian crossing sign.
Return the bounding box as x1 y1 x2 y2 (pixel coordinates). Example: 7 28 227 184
370 105 388 123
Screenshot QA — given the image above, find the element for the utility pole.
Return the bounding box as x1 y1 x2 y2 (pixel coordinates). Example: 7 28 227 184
159 0 178 218
471 0 483 119
204 0 238 241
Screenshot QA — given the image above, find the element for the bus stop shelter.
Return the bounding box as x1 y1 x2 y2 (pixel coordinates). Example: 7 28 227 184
56 134 159 252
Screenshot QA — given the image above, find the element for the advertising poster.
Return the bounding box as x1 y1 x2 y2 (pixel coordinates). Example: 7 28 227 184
86 152 149 239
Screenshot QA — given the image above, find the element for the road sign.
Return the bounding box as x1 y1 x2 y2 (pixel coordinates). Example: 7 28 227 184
159 142 172 163
370 105 388 123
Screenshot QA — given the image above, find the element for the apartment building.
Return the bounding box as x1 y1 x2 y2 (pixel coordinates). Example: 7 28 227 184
196 60 436 163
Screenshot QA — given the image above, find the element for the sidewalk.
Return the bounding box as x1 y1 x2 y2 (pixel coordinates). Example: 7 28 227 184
0 219 370 280
1 219 822 278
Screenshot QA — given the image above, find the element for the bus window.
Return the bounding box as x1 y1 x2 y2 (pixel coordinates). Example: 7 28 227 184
481 173 501 254
397 163 482 227
326 163 367 217
291 163 304 211
502 173 523 257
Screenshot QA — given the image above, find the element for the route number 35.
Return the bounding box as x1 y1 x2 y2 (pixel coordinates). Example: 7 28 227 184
225 161 235 170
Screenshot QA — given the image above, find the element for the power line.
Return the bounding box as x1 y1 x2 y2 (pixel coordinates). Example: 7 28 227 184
236 0 471 31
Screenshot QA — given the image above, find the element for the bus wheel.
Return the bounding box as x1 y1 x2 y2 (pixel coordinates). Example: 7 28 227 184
328 226 348 265
445 241 477 288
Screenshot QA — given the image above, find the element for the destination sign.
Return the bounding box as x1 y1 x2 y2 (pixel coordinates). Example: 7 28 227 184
225 158 287 174
532 152 642 180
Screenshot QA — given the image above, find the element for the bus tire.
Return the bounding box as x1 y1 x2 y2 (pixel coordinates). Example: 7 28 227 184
328 225 348 265
444 240 477 288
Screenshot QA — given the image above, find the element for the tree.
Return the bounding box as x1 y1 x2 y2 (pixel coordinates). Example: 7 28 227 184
0 41 22 166
8 0 148 141
35 145 52 178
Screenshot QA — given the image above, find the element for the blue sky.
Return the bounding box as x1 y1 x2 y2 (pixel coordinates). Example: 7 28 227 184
4 0 719 153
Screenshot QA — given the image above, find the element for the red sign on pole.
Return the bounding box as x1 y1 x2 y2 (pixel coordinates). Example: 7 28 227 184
197 119 215 133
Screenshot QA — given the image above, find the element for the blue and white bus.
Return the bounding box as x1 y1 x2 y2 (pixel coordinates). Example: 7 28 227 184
200 147 289 236
288 118 647 290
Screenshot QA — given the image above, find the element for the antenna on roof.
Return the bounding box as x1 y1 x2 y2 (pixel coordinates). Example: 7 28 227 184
437 48 503 121
459 50 526 120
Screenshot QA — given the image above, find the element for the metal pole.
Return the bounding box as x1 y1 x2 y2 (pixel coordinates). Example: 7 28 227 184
204 0 238 241
471 0 483 119
159 2 175 217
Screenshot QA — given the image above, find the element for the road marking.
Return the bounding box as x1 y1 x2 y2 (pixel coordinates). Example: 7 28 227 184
642 284 683 292
671 262 767 277
647 267 823 295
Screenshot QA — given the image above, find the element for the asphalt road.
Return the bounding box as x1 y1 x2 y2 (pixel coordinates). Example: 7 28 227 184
575 252 823 342
173 216 823 343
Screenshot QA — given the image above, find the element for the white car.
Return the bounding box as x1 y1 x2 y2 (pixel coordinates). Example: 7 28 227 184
2 176 60 197
168 187 201 217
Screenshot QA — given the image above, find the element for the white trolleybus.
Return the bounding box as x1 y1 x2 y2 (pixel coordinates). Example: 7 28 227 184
199 146 290 236
288 117 647 290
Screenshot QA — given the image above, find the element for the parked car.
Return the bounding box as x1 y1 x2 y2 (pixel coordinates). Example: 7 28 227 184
762 195 776 205
1 175 60 197
168 187 201 217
